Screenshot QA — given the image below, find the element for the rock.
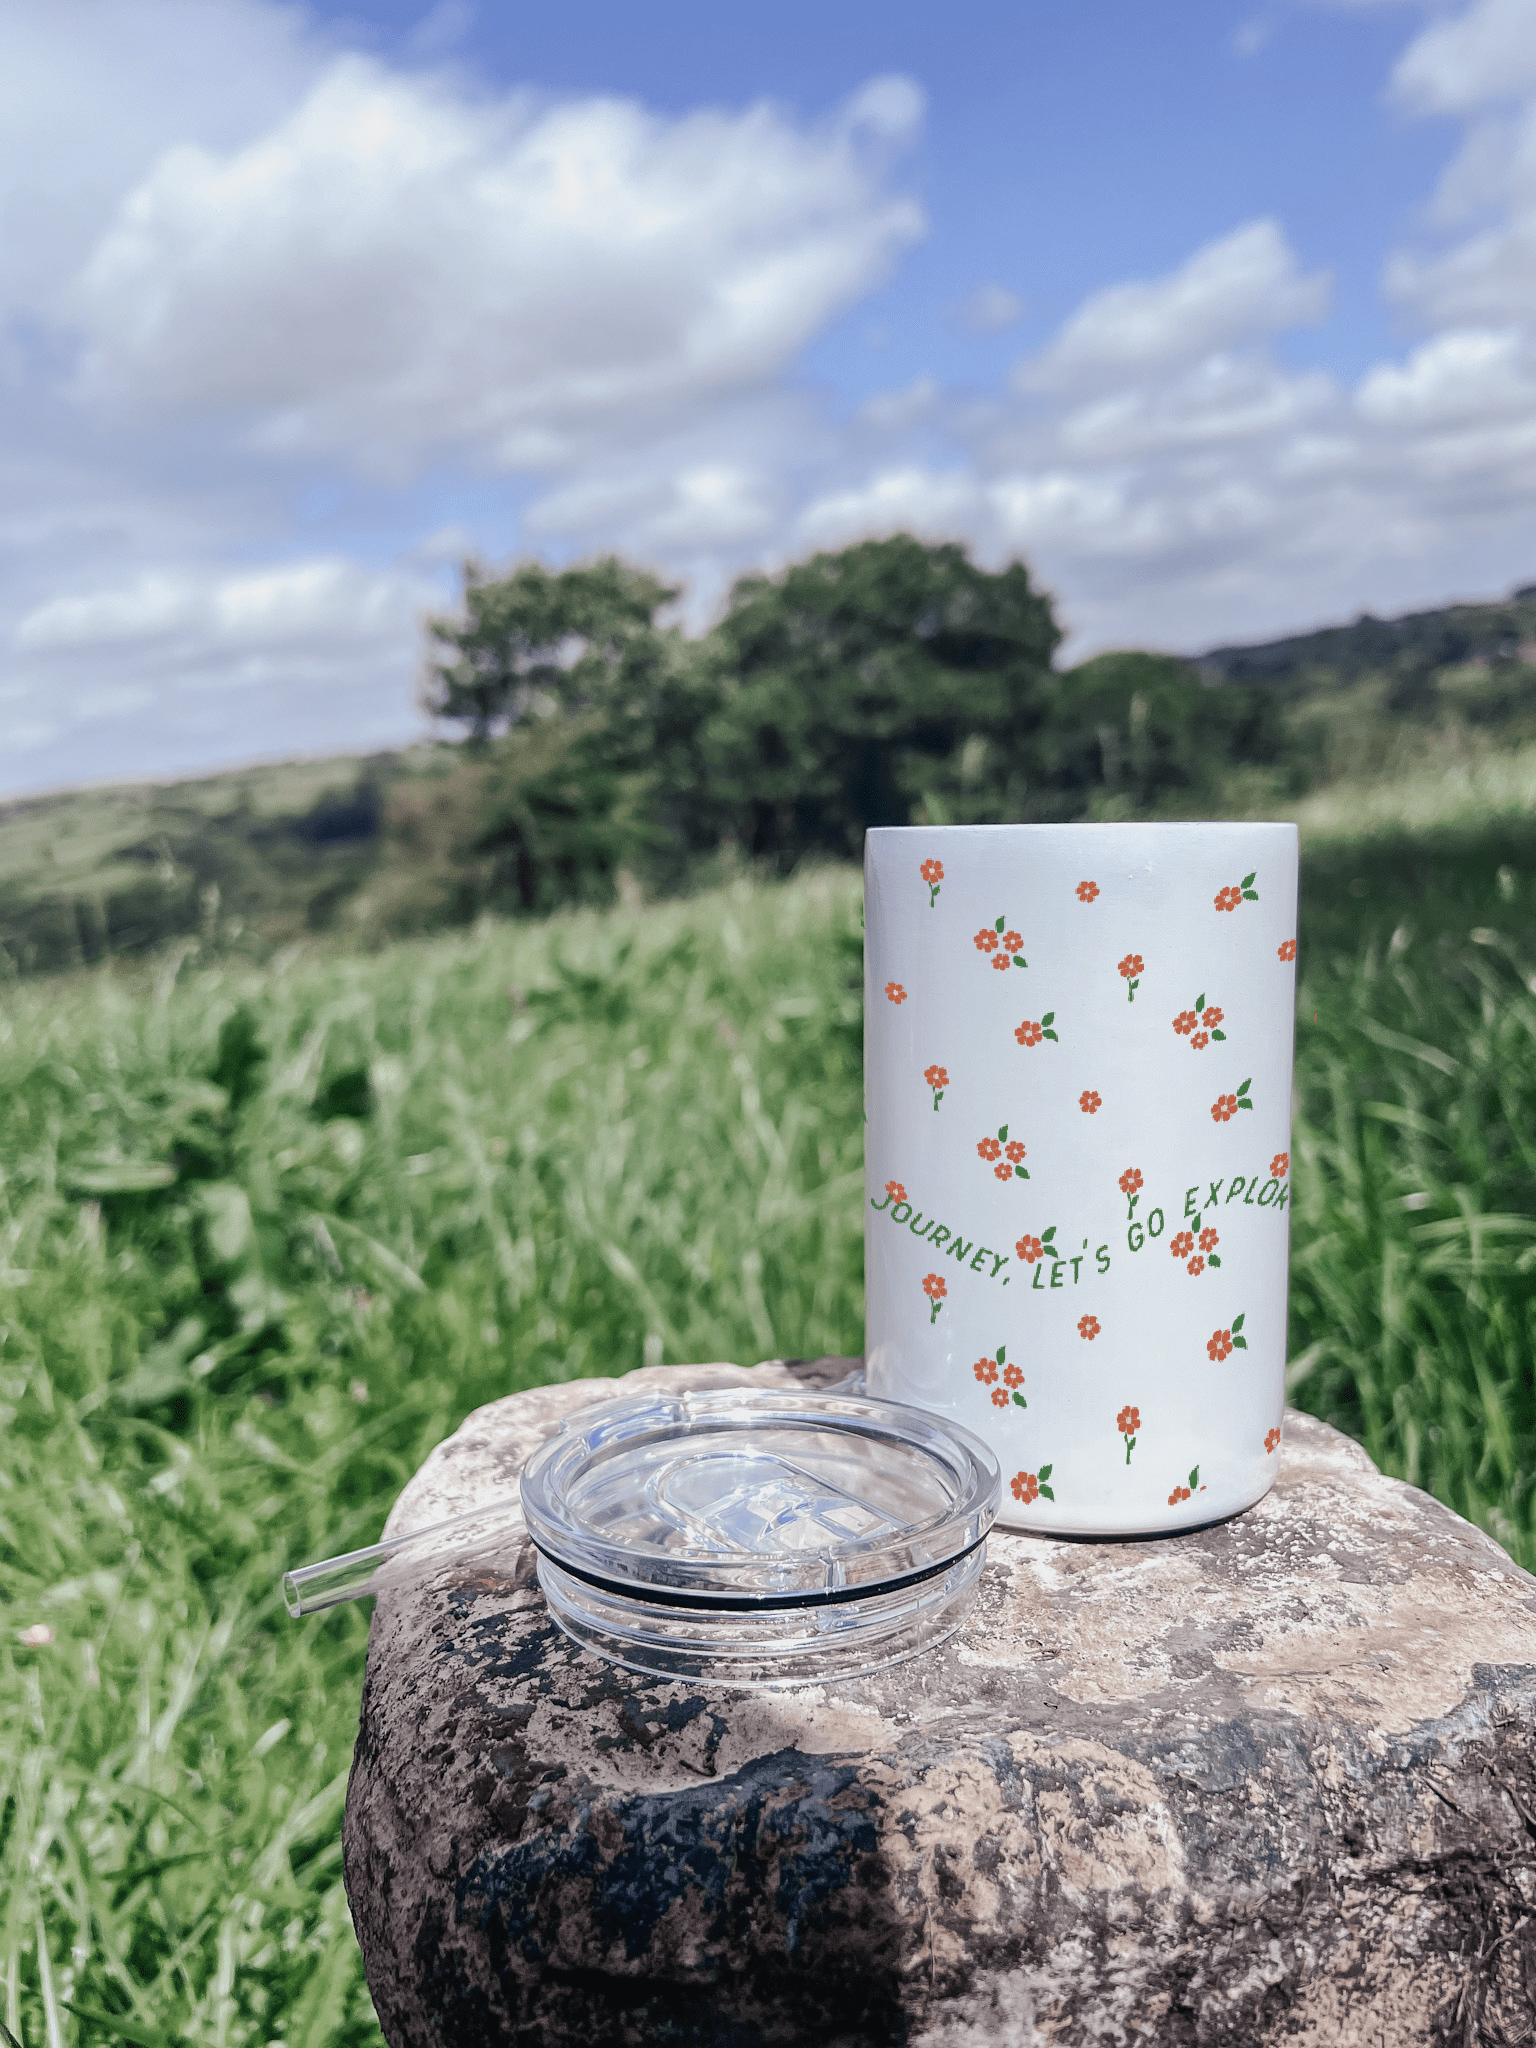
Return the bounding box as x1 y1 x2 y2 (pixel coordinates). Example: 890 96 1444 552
343 1360 1536 2047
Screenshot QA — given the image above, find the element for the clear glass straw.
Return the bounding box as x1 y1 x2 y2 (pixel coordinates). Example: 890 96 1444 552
283 1496 527 1616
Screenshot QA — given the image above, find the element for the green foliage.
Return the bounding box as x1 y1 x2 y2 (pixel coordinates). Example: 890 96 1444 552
424 557 677 742
0 873 864 2046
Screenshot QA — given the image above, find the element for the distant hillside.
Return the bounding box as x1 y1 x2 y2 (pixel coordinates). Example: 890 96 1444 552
1198 584 1536 688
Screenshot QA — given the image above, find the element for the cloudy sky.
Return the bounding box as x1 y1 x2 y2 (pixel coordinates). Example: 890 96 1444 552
3 0 1535 798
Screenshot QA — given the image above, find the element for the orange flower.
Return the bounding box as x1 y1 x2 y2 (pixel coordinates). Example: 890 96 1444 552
974 928 999 952
991 951 1012 971
1186 1254 1205 1277
1173 1010 1197 1036
922 1273 947 1300
921 859 944 884
1011 1471 1040 1505
1077 1314 1100 1341
994 1160 1013 1180
1265 1427 1282 1454
1190 1031 1210 1052
1270 1152 1289 1178
1168 1485 1193 1504
1170 1229 1194 1260
1118 953 1144 980
1002 1363 1024 1389
974 1358 998 1384
1211 1093 1238 1122
1079 1089 1102 1114
1076 880 1100 903
1015 1019 1043 1047
1215 884 1242 912
1015 1233 1044 1264
1198 1226 1219 1252
1207 1327 1234 1362
1117 1404 1141 1435
1005 1139 1026 1163
884 1180 907 1203
885 981 908 1004
1203 1005 1224 1028
977 1137 1002 1160
1118 1166 1143 1195
1278 938 1297 961
991 1387 1010 1408
1002 930 1023 953
924 1064 949 1089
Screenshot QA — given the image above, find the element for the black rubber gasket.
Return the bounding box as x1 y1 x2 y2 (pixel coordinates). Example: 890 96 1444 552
528 1527 989 1613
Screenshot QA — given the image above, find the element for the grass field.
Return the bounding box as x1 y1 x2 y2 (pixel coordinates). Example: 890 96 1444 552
1 825 1535 2045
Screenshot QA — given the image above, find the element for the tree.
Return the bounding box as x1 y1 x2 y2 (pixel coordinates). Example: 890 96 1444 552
423 557 677 741
692 536 1062 865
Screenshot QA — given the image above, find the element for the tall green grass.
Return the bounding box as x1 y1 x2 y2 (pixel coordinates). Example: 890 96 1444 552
1 833 1534 2045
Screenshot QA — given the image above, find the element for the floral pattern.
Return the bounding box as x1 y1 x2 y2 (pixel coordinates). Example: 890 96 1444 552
1172 993 1225 1048
922 1272 947 1324
924 1063 949 1111
1170 1230 1194 1261
885 981 908 1005
1210 1077 1254 1122
1167 1465 1201 1506
1119 1165 1143 1216
977 1123 1029 1181
1215 870 1260 912
884 1180 907 1204
1014 1011 1058 1047
1010 1464 1054 1505
1186 1254 1205 1277
1270 1152 1289 1178
1265 1427 1282 1454
922 858 944 908
977 916 1028 969
1014 1225 1057 1264
1076 880 1100 903
1117 1404 1141 1464
1118 952 1144 1003
1078 1314 1100 1340
1277 938 1297 961
1206 1312 1248 1361
1079 1089 1102 1114
977 1343 1027 1410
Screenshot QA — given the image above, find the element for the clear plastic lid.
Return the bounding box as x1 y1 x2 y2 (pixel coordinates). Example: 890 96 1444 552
518 1386 999 1684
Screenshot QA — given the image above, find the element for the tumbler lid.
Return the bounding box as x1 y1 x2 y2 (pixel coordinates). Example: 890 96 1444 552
519 1386 999 1684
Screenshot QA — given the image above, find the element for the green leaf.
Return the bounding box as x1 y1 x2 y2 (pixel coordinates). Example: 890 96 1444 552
63 1157 177 1195
998 1124 1008 1141
1041 1011 1054 1026
1233 1334 1248 1349
1241 872 1256 888
1039 1483 1055 1501
1043 1029 1058 1042
1208 1254 1221 1267
1013 954 1027 967
1038 1463 1052 1481
1238 1098 1252 1110
1212 1029 1226 1041
997 1345 1006 1364
1042 1225 1057 1244
1016 1165 1029 1178
1196 993 1205 1011
1231 1312 1245 1332
62 2007 171 2048
1189 1465 1200 1489
1242 890 1259 902
1012 1391 1027 1408
996 915 1006 931
1237 1078 1252 1095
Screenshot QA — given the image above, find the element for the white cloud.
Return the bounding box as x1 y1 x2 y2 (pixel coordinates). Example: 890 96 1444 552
69 57 925 477
1391 0 1536 113
954 284 1024 335
1017 220 1330 390
16 560 420 653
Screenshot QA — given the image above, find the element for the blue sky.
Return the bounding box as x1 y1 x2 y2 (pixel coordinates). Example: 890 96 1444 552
3 0 1535 797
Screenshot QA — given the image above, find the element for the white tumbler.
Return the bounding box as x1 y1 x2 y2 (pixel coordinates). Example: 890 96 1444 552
864 823 1299 1533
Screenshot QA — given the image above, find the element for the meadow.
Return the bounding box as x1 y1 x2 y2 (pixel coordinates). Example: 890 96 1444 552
1 818 1534 2046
